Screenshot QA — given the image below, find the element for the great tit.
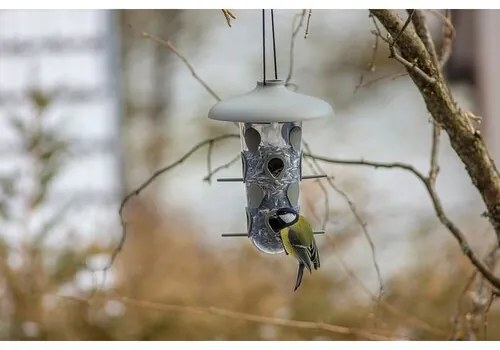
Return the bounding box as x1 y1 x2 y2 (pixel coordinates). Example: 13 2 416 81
269 208 320 291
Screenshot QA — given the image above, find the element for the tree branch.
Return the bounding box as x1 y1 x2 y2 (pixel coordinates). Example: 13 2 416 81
409 9 439 68
203 153 240 182
221 9 236 28
304 152 500 292
63 294 397 340
303 143 385 305
369 9 500 245
285 10 307 86
142 31 221 102
104 134 239 273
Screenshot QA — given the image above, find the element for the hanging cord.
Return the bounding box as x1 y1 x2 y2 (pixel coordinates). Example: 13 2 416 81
271 9 278 79
262 9 266 85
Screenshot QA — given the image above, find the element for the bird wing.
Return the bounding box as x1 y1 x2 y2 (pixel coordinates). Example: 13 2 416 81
288 223 320 271
287 227 313 273
310 237 320 270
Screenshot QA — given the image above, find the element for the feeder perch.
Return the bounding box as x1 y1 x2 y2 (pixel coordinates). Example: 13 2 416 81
208 79 333 254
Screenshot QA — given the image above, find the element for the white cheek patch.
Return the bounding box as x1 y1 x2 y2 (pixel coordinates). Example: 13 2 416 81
280 213 296 224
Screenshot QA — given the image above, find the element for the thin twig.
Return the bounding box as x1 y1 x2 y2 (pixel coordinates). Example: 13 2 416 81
303 154 330 230
354 13 380 94
203 154 241 182
429 124 441 184
221 9 237 27
142 31 221 102
206 140 214 185
392 9 415 46
358 72 408 89
61 294 397 340
409 9 439 68
304 153 500 292
285 10 307 86
303 143 385 308
370 14 436 85
388 46 436 84
439 10 454 68
425 9 455 68
103 134 239 274
483 292 496 340
450 269 478 339
304 10 312 38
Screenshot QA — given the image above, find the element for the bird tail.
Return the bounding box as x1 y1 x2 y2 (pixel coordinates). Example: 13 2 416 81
294 263 305 291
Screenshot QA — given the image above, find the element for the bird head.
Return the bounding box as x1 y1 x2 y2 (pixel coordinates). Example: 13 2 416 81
268 207 299 232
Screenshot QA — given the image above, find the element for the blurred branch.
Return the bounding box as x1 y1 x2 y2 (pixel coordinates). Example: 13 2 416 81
354 13 380 94
63 294 397 340
141 31 221 102
303 142 385 306
104 134 239 274
370 11 436 84
221 9 237 27
429 122 441 184
303 155 330 230
304 10 312 38
285 10 307 86
206 140 215 185
304 152 500 292
203 154 240 183
409 9 439 68
357 71 408 90
369 9 500 246
427 9 455 68
393 9 415 46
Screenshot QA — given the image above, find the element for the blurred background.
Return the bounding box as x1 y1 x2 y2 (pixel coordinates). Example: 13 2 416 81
0 9 499 340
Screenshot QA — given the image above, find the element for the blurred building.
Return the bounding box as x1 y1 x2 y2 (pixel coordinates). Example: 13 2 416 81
0 10 122 245
446 10 500 163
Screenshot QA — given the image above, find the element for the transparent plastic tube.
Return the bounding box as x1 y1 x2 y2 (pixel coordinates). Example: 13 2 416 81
240 121 302 254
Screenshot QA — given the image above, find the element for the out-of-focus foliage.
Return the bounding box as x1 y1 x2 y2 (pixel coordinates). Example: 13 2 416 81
1 197 499 339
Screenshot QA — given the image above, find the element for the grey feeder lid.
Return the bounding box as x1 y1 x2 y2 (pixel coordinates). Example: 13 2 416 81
208 80 334 123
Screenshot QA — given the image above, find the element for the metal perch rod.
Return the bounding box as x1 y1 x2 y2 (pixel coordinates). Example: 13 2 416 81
222 231 325 237
217 174 327 182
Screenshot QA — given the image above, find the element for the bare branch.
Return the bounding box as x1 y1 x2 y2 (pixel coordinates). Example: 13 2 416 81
203 153 240 183
104 134 239 273
388 45 436 84
358 72 408 90
206 140 214 185
142 31 221 102
370 10 500 244
303 154 330 230
483 292 497 339
303 142 385 305
305 152 500 292
427 9 455 68
393 9 415 46
221 9 237 27
450 269 478 339
370 14 437 85
304 9 312 38
65 294 397 340
354 13 380 94
429 124 441 184
286 10 307 86
409 9 439 68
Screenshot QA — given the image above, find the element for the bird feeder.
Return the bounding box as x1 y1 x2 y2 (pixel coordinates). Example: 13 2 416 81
208 79 333 254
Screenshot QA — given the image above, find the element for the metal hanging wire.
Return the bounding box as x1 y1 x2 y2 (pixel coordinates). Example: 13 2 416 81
262 9 266 85
262 9 279 84
271 9 278 80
